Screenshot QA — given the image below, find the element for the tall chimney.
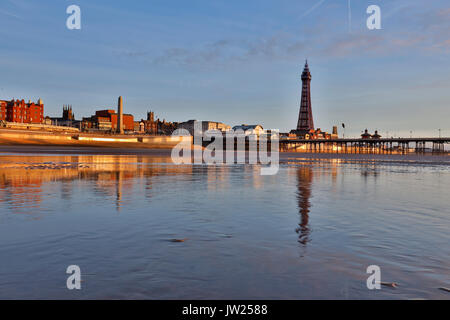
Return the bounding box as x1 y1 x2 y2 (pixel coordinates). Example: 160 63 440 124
118 96 124 134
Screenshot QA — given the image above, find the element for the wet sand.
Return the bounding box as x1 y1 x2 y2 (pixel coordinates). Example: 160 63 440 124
0 145 175 156
0 145 449 165
0 150 449 299
281 151 450 165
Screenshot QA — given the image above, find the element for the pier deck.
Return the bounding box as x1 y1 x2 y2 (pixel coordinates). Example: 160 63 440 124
280 137 450 154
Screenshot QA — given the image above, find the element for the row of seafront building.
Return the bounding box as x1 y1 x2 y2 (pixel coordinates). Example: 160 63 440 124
0 96 180 135
0 96 266 137
43 97 179 135
0 96 377 140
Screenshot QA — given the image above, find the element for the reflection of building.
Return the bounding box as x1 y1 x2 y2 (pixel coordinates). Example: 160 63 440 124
0 171 43 211
0 98 44 124
296 166 313 245
178 120 231 135
0 154 194 213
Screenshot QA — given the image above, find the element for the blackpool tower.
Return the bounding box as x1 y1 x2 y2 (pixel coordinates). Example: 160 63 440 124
295 61 314 134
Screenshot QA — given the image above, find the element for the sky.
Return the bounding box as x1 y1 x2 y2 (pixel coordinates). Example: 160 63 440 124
0 0 449 137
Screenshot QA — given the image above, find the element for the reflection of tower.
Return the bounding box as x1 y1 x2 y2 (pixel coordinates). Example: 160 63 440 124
296 61 314 134
118 96 124 134
60 179 73 201
361 165 379 181
115 170 123 211
296 166 313 245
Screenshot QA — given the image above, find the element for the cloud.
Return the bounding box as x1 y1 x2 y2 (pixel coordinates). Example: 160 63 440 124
0 9 20 19
322 33 385 57
287 42 306 55
114 4 450 67
416 7 450 31
115 50 150 58
390 34 426 48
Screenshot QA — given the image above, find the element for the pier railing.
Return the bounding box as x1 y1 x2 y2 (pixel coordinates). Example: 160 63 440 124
279 138 450 154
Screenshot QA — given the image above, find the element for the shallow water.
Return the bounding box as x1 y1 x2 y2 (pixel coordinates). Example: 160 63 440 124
0 153 449 299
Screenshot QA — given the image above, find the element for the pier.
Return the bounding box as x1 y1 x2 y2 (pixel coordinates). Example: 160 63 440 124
280 137 450 154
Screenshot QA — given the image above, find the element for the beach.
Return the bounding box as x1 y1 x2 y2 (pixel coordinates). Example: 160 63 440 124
0 145 449 165
0 146 449 299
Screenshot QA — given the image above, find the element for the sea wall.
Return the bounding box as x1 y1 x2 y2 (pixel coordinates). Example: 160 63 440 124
2 122 80 132
0 129 191 149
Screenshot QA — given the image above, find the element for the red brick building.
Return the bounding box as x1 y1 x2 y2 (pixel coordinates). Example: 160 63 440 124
95 110 134 131
0 100 6 121
82 109 134 132
138 111 177 135
0 98 44 124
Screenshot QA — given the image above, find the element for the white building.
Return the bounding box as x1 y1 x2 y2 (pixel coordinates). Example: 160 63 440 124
178 120 231 135
232 124 264 136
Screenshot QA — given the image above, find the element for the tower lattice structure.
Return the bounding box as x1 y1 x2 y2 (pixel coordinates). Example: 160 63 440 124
296 61 314 133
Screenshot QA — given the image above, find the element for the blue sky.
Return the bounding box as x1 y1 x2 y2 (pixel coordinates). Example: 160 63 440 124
0 0 449 137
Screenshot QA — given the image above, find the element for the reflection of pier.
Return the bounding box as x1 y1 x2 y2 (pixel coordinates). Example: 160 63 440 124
281 137 450 154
